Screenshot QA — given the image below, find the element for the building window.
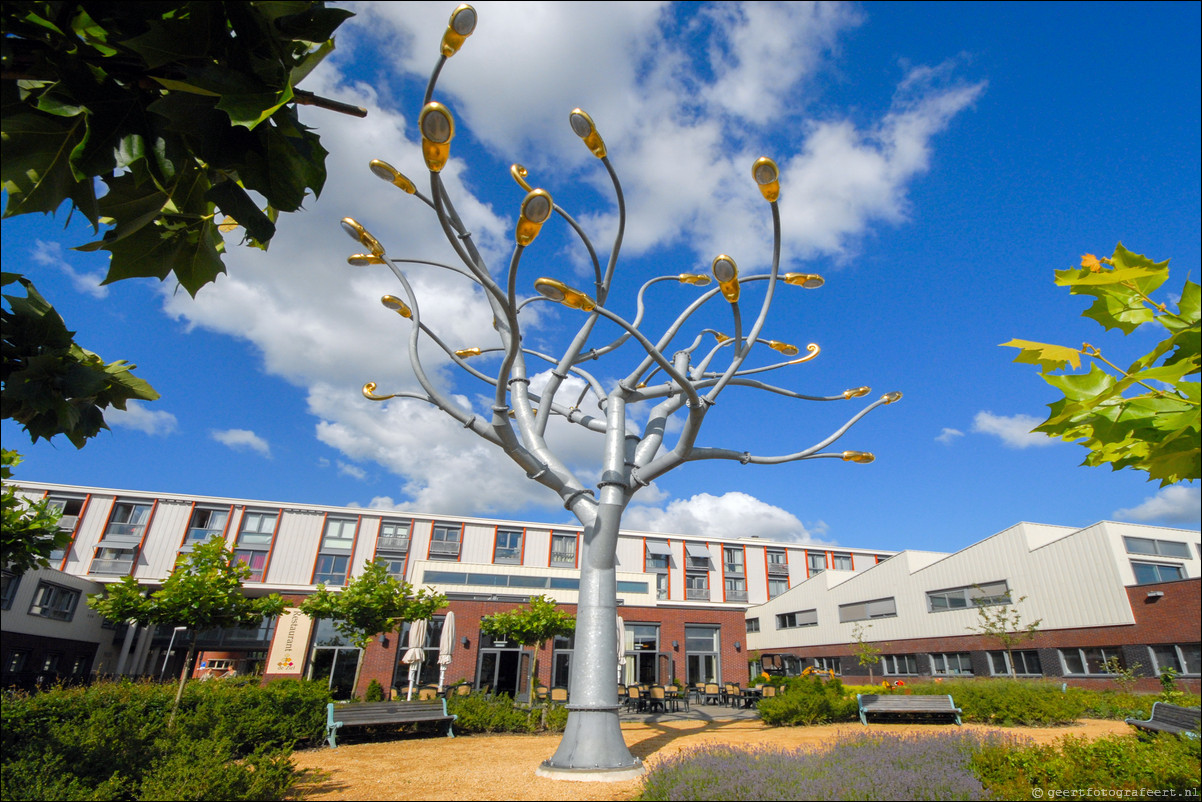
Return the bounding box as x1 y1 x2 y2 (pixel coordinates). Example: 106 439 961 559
91 547 136 574
550 533 577 566
724 547 744 575
882 654 918 676
1149 644 1201 676
238 511 278 546
1060 647 1124 675
377 557 406 579
494 528 523 564
1123 537 1191 559
931 652 974 676
767 577 789 599
987 650 1042 676
685 572 709 601
654 572 669 600
776 609 818 629
7 650 30 673
646 540 672 572
926 581 1011 612
377 520 410 553
430 522 461 559
233 549 268 582
551 633 574 687
766 549 788 576
46 496 84 561
838 597 897 623
186 507 229 544
313 554 350 586
29 582 80 621
807 551 825 575
831 553 853 571
685 625 720 685
1131 561 1185 585
1 571 18 610
685 543 712 571
322 518 357 551
106 501 152 540
746 617 760 633
813 656 841 674
724 576 747 602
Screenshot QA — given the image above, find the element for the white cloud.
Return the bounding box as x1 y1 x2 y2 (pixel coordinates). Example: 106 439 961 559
624 491 833 544
105 401 178 436
337 461 368 481
211 429 272 458
1113 486 1201 526
935 427 964 445
30 240 108 299
972 411 1057 449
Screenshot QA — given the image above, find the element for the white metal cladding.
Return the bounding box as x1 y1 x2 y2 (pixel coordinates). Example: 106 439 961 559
350 516 380 577
2 567 109 639
137 498 192 579
460 523 493 564
1099 520 1201 587
66 495 112 575
266 509 324 585
524 527 552 568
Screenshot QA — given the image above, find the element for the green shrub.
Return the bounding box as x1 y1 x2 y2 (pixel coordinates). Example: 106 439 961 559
136 736 297 802
972 732 1201 798
444 692 567 733
365 679 385 702
758 676 857 726
898 680 1086 726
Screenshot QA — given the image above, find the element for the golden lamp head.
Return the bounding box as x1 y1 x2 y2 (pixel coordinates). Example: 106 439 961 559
710 330 733 344
782 273 824 289
842 386 871 399
347 254 386 267
516 189 554 246
752 157 780 202
569 109 607 159
882 391 903 404
454 347 483 359
440 4 477 57
340 217 384 257
676 274 712 286
841 451 875 464
369 159 416 194
534 278 596 312
380 295 412 319
766 340 800 356
711 254 740 303
419 102 455 172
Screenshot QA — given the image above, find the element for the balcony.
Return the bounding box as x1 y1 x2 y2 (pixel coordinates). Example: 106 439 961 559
725 589 749 602
724 563 744 576
186 527 225 542
686 587 710 601
57 515 79 531
104 522 145 541
376 535 410 552
550 550 576 566
429 540 461 558
91 558 135 575
766 562 789 576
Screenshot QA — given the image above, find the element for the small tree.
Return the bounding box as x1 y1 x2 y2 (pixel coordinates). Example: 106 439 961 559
850 623 882 686
967 595 1042 679
88 538 286 722
479 595 576 704
298 558 446 695
1 449 70 574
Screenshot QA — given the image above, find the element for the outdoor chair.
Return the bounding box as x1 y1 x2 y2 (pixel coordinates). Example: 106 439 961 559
727 684 748 708
455 684 472 696
534 685 549 702
625 685 644 711
647 685 667 713
550 686 569 703
702 683 722 705
760 684 778 699
417 686 439 701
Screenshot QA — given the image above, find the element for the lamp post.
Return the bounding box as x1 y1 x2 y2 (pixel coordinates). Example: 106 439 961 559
159 626 187 682
340 4 900 780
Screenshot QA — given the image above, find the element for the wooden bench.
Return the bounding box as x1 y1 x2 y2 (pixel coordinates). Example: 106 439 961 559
1125 702 1200 738
326 700 457 747
857 694 962 726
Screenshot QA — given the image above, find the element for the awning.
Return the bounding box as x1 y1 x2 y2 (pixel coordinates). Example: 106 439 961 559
646 540 672 556
685 542 710 559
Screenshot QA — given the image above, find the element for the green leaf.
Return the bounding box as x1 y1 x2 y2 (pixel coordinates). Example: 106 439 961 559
204 179 277 244
101 217 226 296
1000 339 1082 373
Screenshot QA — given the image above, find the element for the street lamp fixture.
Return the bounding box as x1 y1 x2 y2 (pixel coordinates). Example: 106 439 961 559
569 108 607 159
765 340 800 356
516 189 554 246
841 451 875 463
455 347 483 358
369 159 417 194
675 274 712 286
341 217 385 257
752 157 780 203
159 626 187 682
782 273 824 289
419 102 455 172
380 295 413 318
534 278 596 311
711 255 740 303
347 254 386 266
842 386 871 399
440 4 478 56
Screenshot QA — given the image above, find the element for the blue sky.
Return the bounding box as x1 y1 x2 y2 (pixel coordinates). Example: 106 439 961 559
4 1 1199 554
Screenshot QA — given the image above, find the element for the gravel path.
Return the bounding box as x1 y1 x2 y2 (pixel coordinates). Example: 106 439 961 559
289 718 1131 801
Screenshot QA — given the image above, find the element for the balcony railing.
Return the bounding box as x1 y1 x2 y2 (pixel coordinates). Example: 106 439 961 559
766 562 789 576
104 522 146 540
377 535 410 552
187 527 225 542
57 515 79 531
429 540 461 557
725 589 748 602
550 550 576 565
724 563 744 576
686 587 710 601
91 558 134 575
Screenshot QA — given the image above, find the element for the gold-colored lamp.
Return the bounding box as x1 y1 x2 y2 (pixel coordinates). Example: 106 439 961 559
841 451 875 464
515 189 554 246
347 254 386 266
882 391 903 404
341 217 384 257
419 102 455 172
454 347 483 358
710 331 732 344
752 157 780 203
676 274 712 286
440 4 477 57
534 278 596 311
369 159 416 194
569 108 607 159
842 386 871 399
711 255 740 303
765 340 800 356
380 295 412 319
782 273 824 289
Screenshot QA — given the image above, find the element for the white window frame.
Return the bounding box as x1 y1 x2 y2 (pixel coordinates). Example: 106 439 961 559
838 597 897 623
881 654 918 676
926 581 1011 612
987 649 1042 676
238 511 278 546
723 547 744 575
494 528 523 564
29 581 80 621
1130 561 1185 585
550 533 577 566
930 652 974 675
831 553 853 571
430 522 462 559
776 609 818 629
321 518 357 551
1149 644 1201 676
767 577 789 599
1059 646 1124 676
1123 537 1192 559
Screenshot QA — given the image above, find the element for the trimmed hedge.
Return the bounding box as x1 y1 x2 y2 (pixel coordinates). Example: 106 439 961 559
445 692 568 733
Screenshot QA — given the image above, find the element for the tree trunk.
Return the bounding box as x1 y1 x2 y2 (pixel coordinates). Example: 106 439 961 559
168 638 196 727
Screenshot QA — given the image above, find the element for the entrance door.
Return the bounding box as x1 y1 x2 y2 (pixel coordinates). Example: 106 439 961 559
477 649 523 697
309 647 359 700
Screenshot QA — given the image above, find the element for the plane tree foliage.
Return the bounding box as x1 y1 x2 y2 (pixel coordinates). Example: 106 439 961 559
1 448 69 574
0 1 356 446
1003 244 1200 486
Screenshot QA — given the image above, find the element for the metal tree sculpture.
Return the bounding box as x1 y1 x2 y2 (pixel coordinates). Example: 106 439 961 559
341 4 900 780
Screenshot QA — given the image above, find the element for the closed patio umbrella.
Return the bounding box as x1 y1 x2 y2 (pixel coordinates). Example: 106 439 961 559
403 618 428 701
437 612 455 692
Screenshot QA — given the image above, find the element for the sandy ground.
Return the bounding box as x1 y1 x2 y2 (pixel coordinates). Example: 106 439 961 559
289 718 1130 801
